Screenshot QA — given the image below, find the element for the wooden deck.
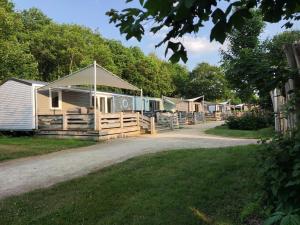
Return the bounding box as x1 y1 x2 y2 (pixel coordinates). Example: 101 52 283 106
37 112 155 140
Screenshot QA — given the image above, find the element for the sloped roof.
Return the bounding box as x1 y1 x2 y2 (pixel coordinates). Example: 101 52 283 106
40 63 140 91
163 96 184 105
186 96 204 102
163 96 204 104
7 78 48 86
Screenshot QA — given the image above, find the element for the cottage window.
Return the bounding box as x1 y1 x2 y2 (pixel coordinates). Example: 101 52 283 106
50 90 61 109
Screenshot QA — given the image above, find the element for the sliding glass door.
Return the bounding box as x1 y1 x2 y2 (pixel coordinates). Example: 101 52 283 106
95 95 113 113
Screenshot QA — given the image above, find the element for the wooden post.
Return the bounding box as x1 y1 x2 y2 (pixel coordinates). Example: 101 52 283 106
98 112 101 131
140 89 143 117
120 112 124 129
62 112 67 130
150 116 155 134
137 112 140 127
93 61 97 131
170 114 174 130
94 111 98 130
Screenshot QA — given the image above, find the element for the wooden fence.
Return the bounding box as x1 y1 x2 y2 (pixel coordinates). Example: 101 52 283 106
269 41 300 133
156 112 179 129
205 112 222 121
187 112 205 124
38 112 156 138
270 80 296 133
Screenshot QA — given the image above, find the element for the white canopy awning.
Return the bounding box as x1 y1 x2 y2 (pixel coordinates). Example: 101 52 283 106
219 101 229 105
187 96 204 102
40 63 140 91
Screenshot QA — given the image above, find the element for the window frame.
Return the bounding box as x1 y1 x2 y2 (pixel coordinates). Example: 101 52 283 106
49 89 62 110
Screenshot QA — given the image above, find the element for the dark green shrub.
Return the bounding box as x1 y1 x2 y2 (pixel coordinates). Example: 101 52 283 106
259 135 300 224
226 112 271 130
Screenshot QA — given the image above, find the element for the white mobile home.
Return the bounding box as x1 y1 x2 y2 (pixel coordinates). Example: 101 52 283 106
0 78 46 131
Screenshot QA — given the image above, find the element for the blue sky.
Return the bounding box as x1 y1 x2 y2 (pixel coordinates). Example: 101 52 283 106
13 0 300 70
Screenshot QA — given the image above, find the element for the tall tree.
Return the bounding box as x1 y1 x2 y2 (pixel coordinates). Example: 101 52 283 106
0 0 38 82
27 23 116 81
168 63 189 97
221 11 266 102
187 63 229 101
21 8 52 32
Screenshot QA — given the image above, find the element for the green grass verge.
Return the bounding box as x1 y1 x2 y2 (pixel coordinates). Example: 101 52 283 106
0 136 95 162
205 125 275 139
0 145 262 225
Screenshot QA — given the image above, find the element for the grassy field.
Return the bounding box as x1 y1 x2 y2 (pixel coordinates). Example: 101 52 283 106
0 145 262 225
205 125 274 139
0 136 95 162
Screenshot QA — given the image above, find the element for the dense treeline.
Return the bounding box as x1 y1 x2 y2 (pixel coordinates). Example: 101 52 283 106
0 0 193 98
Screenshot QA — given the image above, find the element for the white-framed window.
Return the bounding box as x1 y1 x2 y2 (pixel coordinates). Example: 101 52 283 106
49 90 62 110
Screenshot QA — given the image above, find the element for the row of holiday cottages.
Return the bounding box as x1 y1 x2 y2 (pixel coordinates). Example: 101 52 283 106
0 78 205 131
0 63 206 137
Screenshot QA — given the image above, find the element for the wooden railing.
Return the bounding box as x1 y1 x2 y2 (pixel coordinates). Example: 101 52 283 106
156 112 179 129
96 112 140 136
38 114 94 131
205 112 222 121
190 112 205 124
38 112 156 135
139 114 156 134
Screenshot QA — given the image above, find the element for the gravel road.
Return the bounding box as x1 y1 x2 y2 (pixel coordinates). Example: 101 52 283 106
0 121 257 199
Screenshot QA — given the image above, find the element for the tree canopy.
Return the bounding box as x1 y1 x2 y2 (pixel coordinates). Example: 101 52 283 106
222 10 300 104
0 1 38 81
0 0 194 98
221 11 266 102
187 62 229 101
107 0 300 63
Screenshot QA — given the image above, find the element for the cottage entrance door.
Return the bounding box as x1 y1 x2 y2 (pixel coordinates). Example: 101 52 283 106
96 95 114 113
107 97 113 113
96 96 106 113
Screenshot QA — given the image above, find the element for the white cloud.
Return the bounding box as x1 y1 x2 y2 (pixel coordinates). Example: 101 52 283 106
149 31 224 55
178 36 221 54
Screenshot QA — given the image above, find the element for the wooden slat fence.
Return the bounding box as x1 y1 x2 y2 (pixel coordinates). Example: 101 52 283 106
38 112 156 136
139 114 156 134
156 112 179 129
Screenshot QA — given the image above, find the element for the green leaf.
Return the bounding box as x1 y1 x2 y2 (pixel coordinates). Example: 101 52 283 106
169 52 181 63
228 9 249 31
210 20 226 43
150 25 163 33
167 42 188 63
212 8 225 24
165 41 180 56
264 214 284 225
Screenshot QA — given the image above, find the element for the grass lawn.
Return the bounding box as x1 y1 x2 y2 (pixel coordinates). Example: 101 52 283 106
0 136 95 162
0 145 262 225
205 125 274 139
